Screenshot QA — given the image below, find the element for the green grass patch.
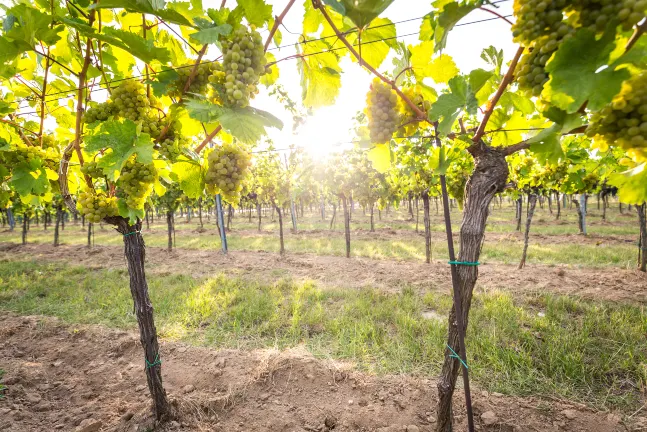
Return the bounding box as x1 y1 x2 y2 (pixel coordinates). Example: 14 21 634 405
0 260 645 410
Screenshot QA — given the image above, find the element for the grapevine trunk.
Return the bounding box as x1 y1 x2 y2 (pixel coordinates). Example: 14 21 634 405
518 193 538 269
436 144 509 432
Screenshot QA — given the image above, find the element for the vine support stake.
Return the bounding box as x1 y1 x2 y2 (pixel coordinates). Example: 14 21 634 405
433 131 475 432
216 194 228 253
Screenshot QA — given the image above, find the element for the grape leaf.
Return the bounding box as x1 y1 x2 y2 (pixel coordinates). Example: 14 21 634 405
303 0 324 34
346 17 397 69
171 160 204 198
409 41 434 82
543 28 630 113
481 46 503 75
297 39 342 108
428 54 459 84
610 162 647 205
434 0 478 52
189 24 232 44
85 119 154 180
147 68 180 98
10 160 50 196
428 75 469 135
237 0 273 27
4 4 63 49
367 143 391 173
117 198 145 223
324 0 395 29
260 52 279 86
419 13 435 41
93 0 193 27
186 101 283 144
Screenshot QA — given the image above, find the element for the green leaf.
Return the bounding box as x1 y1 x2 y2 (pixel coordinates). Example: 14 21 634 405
610 163 647 205
102 27 171 64
4 4 63 48
428 54 459 84
186 101 283 144
171 160 204 198
117 198 145 223
481 45 503 75
367 143 391 173
85 119 154 180
93 0 193 27
428 75 468 135
434 1 477 53
333 0 395 29
297 39 342 108
419 13 435 41
303 0 324 34
147 68 180 98
189 24 232 44
346 17 396 69
543 28 629 113
409 41 434 82
260 52 279 86
10 161 50 197
237 0 273 27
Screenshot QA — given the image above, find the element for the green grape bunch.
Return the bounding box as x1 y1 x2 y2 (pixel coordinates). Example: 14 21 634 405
158 133 189 161
573 0 646 33
366 78 399 144
205 143 252 202
83 101 115 124
170 62 219 98
587 72 647 152
218 25 267 108
76 190 119 223
116 157 158 209
111 81 151 122
80 160 104 179
511 0 569 45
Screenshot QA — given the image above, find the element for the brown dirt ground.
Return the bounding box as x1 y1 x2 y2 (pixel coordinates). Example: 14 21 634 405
1 243 646 304
1 313 642 432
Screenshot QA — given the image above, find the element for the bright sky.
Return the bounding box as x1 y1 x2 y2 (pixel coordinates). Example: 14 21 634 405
244 0 517 158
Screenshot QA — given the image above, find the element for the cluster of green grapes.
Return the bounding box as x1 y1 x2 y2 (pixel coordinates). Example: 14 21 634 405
158 133 189 161
112 81 151 122
513 0 646 96
139 112 164 140
587 72 647 152
116 157 158 209
76 190 119 223
2 142 52 165
573 0 645 32
511 0 569 44
170 62 219 98
400 86 431 134
205 143 252 201
516 25 574 96
218 25 267 107
40 135 59 152
80 160 104 178
83 102 115 124
366 78 400 144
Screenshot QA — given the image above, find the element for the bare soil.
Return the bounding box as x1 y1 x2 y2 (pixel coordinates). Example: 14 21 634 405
1 313 641 432
1 243 646 304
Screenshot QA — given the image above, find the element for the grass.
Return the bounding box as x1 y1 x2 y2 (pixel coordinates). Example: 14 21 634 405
0 369 5 399
1 205 641 268
1 259 645 411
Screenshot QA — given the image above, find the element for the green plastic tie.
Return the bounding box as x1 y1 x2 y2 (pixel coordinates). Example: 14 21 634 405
448 260 480 266
123 230 140 237
145 353 161 369
447 344 468 370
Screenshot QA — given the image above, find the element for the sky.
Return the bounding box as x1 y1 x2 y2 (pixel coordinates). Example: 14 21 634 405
244 0 517 158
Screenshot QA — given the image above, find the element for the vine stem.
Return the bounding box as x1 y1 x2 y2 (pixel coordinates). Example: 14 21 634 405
479 7 514 25
194 0 298 154
73 3 97 188
39 44 52 146
472 45 524 143
0 118 40 137
315 1 426 120
625 21 647 52
265 0 297 51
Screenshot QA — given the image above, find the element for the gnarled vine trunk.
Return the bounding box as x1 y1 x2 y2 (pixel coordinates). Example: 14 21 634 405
518 193 538 269
21 213 28 245
166 211 173 252
515 197 522 231
113 218 169 419
54 205 62 247
330 203 337 229
257 201 262 232
275 201 285 255
370 202 375 232
436 145 508 432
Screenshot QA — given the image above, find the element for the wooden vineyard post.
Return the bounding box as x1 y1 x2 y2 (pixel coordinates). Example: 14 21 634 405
216 194 228 253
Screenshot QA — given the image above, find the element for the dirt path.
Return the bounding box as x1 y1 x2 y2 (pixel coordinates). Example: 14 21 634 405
1 243 646 303
0 313 640 432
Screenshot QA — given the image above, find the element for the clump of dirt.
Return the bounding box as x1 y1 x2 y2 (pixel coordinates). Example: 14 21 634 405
2 243 646 304
0 313 640 431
